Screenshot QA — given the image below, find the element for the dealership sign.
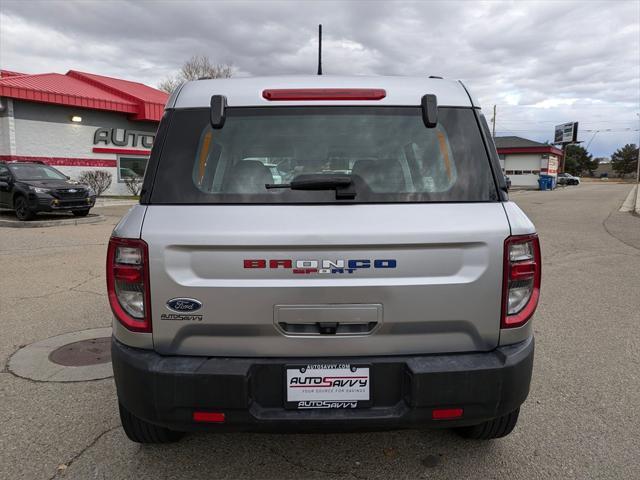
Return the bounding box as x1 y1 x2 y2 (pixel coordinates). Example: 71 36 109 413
93 128 155 149
554 122 578 144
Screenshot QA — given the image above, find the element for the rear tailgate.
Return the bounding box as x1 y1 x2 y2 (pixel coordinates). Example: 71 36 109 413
143 203 510 357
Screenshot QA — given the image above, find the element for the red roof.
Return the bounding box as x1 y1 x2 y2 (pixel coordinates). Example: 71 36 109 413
0 70 27 78
497 146 564 158
0 69 168 121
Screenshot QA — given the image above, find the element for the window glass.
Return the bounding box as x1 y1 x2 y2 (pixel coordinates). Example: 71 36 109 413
8 163 67 180
152 107 498 204
118 156 148 182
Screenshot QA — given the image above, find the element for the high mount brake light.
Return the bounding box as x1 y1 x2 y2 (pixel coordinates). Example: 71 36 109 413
502 234 541 328
106 237 151 333
262 88 386 101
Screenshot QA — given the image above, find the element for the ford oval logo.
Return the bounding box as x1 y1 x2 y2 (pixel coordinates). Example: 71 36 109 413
166 298 202 312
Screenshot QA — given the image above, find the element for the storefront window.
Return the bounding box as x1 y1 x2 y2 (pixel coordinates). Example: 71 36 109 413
118 156 148 182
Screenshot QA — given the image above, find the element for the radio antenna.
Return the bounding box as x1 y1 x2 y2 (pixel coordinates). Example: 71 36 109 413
317 24 323 75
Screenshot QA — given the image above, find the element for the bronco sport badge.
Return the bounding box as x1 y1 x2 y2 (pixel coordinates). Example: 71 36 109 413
243 258 397 275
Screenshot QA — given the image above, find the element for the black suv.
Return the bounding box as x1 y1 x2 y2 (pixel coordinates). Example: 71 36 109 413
0 162 96 220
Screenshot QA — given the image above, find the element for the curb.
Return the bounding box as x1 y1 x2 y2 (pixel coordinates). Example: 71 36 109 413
0 213 105 228
620 185 639 214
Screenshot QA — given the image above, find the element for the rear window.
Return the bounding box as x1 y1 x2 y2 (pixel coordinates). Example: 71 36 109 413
150 107 498 204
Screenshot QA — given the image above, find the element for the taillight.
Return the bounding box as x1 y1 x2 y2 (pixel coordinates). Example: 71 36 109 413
502 234 541 328
106 237 151 333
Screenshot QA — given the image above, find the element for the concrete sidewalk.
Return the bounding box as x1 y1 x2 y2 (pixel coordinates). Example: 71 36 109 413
94 198 139 208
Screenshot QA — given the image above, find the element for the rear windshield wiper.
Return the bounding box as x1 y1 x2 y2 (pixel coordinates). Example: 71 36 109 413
266 174 356 199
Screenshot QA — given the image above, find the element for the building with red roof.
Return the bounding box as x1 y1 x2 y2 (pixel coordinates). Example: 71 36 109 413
494 136 564 188
0 69 168 195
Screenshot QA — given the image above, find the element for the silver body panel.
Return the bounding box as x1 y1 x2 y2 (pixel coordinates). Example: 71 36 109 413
174 75 473 108
141 203 511 357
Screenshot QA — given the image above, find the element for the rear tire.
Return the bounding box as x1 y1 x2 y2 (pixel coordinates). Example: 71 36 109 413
454 408 520 440
118 402 184 443
14 196 35 221
72 209 90 217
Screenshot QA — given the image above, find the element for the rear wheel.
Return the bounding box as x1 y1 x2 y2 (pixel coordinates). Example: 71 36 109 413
14 196 35 221
454 408 520 440
118 403 184 443
72 209 90 217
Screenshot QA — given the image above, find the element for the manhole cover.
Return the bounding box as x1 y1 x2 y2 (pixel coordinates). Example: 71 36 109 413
49 337 111 366
9 327 112 382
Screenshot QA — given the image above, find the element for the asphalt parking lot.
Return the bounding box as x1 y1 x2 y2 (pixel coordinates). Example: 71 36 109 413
1 183 639 480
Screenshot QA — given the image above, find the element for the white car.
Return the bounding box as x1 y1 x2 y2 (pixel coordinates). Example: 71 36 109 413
557 172 580 185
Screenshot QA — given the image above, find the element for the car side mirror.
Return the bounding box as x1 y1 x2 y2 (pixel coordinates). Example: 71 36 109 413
421 94 438 128
210 95 228 129
0 174 10 183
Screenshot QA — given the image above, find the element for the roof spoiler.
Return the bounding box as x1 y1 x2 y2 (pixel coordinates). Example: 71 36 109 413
421 94 438 128
210 95 228 129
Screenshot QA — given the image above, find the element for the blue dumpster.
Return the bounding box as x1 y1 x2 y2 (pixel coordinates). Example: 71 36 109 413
538 176 547 190
538 175 553 191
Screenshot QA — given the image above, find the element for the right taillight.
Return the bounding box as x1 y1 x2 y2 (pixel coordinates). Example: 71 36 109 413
106 237 151 333
502 234 541 328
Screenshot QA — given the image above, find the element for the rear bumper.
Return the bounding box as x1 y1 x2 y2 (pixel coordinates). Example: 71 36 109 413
112 336 534 432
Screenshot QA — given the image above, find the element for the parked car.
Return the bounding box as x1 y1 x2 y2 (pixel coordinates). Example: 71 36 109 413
557 172 580 185
0 161 96 220
108 76 540 444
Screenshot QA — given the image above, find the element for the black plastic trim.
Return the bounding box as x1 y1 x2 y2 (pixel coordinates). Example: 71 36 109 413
112 336 534 432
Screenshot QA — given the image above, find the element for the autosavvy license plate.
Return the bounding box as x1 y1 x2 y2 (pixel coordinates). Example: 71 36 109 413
285 364 371 409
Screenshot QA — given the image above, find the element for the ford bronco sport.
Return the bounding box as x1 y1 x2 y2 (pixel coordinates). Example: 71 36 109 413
108 76 540 443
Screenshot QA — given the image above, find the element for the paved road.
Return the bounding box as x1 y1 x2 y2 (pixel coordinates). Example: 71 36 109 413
1 183 639 480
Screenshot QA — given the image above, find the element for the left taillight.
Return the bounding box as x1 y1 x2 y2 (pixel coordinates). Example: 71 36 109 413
106 237 151 333
502 234 541 329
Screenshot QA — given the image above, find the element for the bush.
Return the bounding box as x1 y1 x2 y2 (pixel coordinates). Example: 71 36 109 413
78 170 112 196
124 176 143 196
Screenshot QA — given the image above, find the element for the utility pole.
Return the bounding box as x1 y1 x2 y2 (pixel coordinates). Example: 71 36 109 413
636 113 640 184
491 104 496 138
634 113 640 213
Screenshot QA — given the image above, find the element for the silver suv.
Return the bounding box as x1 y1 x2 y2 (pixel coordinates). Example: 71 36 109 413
108 76 540 443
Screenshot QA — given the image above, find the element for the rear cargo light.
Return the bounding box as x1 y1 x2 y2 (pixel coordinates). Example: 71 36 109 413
193 411 226 423
502 234 541 328
432 408 464 420
106 237 151 333
262 88 386 101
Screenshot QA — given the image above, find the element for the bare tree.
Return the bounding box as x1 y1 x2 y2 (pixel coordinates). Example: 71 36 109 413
158 56 233 93
78 170 112 196
124 176 143 196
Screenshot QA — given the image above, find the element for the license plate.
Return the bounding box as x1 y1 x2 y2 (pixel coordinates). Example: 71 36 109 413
285 364 370 409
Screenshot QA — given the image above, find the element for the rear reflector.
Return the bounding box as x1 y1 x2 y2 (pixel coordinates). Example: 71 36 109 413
193 411 226 423
262 88 386 101
432 408 464 420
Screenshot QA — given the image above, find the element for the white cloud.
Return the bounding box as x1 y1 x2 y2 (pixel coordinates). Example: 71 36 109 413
1 0 638 156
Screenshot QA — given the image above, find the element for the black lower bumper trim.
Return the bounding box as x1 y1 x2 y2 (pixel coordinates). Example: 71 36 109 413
112 336 534 432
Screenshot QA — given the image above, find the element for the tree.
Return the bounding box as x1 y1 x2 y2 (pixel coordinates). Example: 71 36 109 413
158 55 233 93
611 144 639 178
124 176 143 196
78 170 112 196
563 144 598 177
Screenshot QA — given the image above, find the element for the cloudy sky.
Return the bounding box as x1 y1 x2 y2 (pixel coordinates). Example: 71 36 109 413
1 0 638 157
